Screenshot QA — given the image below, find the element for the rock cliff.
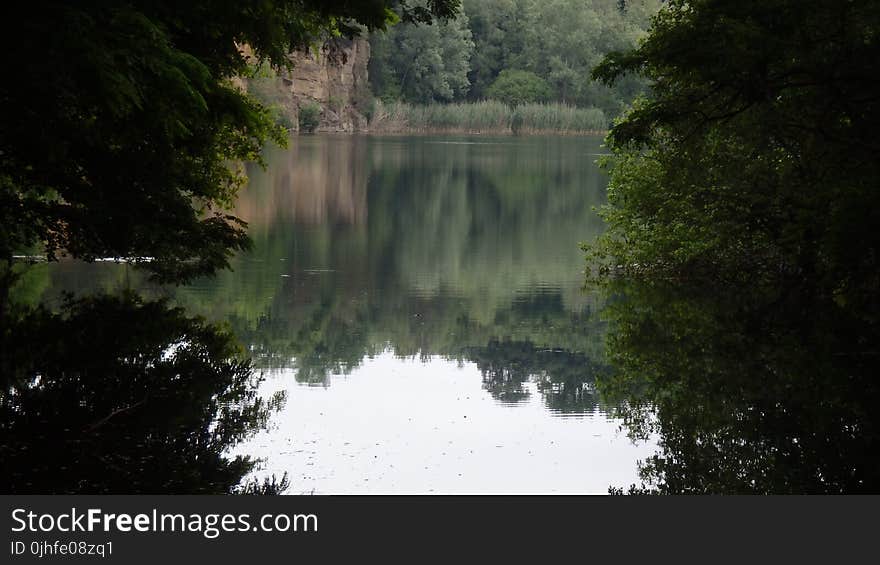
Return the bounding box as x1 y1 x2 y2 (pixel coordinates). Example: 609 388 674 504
242 38 371 133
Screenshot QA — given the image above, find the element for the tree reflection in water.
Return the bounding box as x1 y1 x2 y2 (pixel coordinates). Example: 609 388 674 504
467 339 602 413
0 292 286 494
601 278 880 494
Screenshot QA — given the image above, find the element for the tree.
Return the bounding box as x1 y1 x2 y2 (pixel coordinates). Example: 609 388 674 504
588 0 880 493
486 69 554 106
369 2 475 104
460 0 660 111
589 0 880 312
0 1 459 289
461 0 534 100
368 0 661 112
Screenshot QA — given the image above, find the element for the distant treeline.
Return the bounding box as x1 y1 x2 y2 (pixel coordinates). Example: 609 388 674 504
368 0 661 119
369 100 607 134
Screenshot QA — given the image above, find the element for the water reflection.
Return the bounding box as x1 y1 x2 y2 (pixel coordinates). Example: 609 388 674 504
15 135 652 493
236 135 369 226
227 352 649 494
37 136 610 407
8 134 878 493
602 277 880 494
201 136 608 391
0 293 286 493
468 340 601 414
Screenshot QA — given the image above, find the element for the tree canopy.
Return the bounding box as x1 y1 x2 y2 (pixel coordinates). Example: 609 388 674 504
370 0 661 114
588 0 880 492
589 0 880 311
0 1 459 285
369 1 475 104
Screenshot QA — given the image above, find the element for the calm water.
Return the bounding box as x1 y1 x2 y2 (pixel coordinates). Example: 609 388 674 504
28 135 656 493
12 135 880 494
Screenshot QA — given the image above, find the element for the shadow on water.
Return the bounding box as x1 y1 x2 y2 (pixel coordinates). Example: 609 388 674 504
0 289 287 494
601 276 880 494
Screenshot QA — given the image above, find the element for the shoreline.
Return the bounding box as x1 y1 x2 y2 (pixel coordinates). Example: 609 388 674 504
304 127 609 137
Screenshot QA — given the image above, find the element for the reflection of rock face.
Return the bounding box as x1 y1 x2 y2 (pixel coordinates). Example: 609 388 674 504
285 137 368 224
236 136 368 227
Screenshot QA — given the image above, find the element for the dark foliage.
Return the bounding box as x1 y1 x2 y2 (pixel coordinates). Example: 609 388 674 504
0 1 458 283
0 292 285 493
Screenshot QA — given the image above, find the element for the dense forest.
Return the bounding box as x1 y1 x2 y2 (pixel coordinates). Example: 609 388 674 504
370 0 659 116
360 0 660 133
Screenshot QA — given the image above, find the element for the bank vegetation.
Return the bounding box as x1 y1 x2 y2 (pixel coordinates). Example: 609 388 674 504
366 100 607 135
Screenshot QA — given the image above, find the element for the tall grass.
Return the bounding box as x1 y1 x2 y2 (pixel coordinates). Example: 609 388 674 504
513 103 606 134
370 100 606 134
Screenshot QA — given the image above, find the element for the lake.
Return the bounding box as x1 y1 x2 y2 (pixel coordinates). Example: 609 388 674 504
25 134 657 494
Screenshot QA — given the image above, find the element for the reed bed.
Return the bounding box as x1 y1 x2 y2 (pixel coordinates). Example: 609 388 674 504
369 100 607 134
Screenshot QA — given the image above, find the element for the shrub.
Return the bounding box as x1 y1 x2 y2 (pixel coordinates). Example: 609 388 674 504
298 102 321 133
327 95 344 112
486 70 554 107
268 104 294 130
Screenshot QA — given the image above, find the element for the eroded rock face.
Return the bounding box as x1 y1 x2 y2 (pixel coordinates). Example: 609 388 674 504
242 38 371 133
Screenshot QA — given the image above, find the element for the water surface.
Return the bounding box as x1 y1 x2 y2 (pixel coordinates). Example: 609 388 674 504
34 135 657 493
